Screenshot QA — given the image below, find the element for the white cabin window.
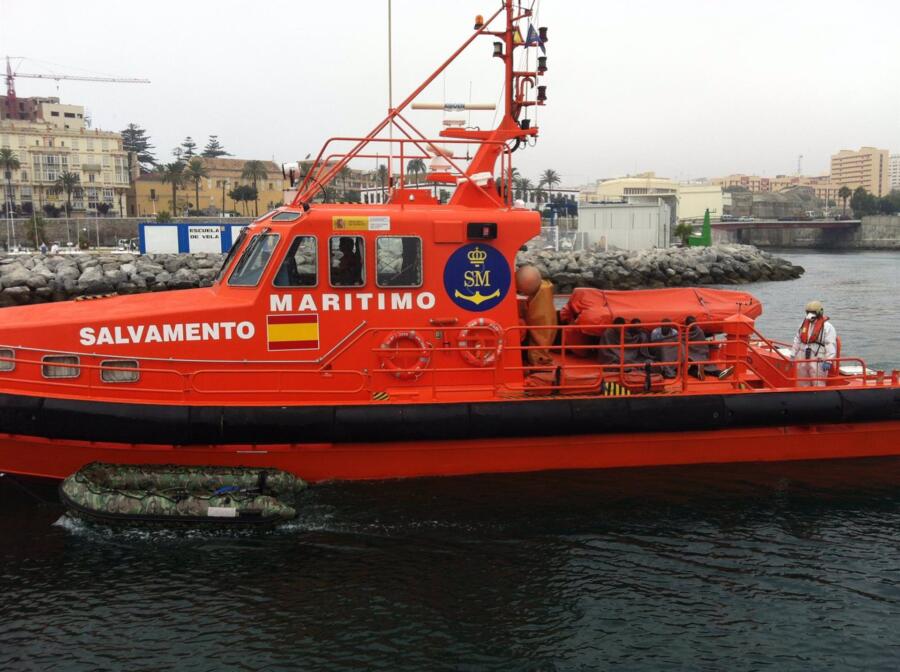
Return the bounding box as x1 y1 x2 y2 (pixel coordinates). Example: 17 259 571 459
0 348 14 372
274 236 317 287
228 233 280 287
376 236 422 288
42 355 80 379
100 360 139 383
329 236 365 287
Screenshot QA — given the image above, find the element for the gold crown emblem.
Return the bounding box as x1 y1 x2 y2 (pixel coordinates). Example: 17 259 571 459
468 247 487 266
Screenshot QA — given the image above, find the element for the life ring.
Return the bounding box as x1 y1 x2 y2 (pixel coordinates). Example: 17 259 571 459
379 330 432 381
457 318 504 367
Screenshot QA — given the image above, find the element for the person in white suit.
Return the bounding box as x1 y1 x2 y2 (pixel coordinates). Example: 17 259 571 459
790 300 837 387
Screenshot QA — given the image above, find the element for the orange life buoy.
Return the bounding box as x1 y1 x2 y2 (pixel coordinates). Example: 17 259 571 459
457 318 504 367
379 330 432 381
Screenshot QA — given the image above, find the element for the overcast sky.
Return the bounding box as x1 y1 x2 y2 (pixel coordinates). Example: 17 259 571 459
3 0 898 187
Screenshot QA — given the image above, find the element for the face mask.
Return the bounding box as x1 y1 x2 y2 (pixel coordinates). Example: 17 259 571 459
806 312 817 320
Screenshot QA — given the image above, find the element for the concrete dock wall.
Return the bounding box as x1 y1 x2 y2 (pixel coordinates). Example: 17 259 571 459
713 216 900 250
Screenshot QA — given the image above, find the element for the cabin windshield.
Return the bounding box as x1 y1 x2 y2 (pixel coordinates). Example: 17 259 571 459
214 228 248 284
228 233 280 287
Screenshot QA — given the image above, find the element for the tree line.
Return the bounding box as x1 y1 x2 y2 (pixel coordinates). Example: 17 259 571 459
119 125 233 173
511 168 564 205
847 186 900 217
119 124 274 217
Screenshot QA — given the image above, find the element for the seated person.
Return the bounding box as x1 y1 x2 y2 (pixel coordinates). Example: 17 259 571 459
624 318 653 366
649 318 679 379
598 317 627 366
684 316 730 379
516 265 558 367
332 237 362 286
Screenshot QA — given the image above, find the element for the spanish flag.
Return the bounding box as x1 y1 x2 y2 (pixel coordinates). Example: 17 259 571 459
267 314 319 351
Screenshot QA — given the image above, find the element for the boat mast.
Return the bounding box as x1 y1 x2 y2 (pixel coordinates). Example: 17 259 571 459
290 0 546 208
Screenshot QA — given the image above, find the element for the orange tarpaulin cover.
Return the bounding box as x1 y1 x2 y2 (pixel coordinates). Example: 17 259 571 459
560 287 762 336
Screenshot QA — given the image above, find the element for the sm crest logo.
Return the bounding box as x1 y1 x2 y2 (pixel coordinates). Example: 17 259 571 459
443 243 511 312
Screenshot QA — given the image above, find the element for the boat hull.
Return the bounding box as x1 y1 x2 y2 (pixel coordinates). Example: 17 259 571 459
0 386 897 482
2 420 900 483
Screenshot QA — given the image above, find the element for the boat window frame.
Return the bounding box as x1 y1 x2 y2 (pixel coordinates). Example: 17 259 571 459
41 354 80 379
254 210 278 223
0 348 14 372
271 211 302 222
99 359 140 384
328 235 367 289
272 234 319 288
214 227 249 284
374 235 424 289
227 232 281 288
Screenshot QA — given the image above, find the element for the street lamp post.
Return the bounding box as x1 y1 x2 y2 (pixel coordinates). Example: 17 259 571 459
4 174 15 251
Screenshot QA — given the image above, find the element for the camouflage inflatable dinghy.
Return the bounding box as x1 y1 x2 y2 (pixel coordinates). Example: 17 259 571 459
60 462 305 526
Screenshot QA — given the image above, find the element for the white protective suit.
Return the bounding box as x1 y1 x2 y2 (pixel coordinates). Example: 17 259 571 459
790 316 837 387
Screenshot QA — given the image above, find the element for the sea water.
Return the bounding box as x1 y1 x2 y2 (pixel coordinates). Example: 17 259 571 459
0 250 898 671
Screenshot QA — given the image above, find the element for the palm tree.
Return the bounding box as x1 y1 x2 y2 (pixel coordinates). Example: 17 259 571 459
513 176 533 202
51 171 81 215
0 148 21 218
838 186 852 215
160 162 186 215
407 158 427 187
241 160 269 216
338 165 352 200
376 164 388 203
674 221 694 246
533 185 548 207
539 169 561 198
184 157 209 214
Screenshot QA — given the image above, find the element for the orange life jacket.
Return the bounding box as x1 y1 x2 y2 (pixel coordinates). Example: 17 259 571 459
799 315 829 346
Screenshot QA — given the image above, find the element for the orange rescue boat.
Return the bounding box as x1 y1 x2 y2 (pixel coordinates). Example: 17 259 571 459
0 1 897 483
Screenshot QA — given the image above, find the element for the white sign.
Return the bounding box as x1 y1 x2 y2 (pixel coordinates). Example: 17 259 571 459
144 227 179 254
188 226 223 253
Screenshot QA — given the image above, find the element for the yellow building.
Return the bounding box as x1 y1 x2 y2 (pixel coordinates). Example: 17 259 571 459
677 183 724 221
580 172 678 202
830 147 890 197
131 158 289 217
580 173 723 222
712 173 841 203
0 101 130 216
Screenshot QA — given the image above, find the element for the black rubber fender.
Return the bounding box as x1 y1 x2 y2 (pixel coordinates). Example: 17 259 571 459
469 399 573 439
723 391 843 428
222 405 334 444
0 393 43 437
41 398 190 444
839 388 900 423
629 395 729 432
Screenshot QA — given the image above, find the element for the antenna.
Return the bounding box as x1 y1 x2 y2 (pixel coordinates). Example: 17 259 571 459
387 0 393 189
797 154 803 176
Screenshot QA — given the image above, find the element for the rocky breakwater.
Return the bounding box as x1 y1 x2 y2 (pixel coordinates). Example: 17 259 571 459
0 244 803 307
0 252 225 307
517 244 804 293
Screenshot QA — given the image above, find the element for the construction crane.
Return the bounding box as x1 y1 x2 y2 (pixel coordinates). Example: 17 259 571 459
4 56 150 120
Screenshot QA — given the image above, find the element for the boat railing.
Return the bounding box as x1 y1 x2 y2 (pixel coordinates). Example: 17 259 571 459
295 135 514 206
0 346 369 400
0 318 893 403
